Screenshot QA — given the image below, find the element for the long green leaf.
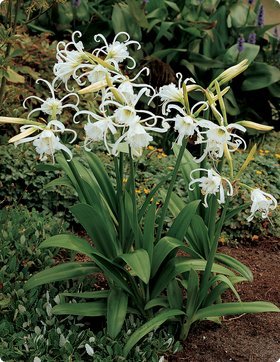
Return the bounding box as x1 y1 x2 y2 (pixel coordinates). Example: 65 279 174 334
175 258 235 276
186 269 199 317
52 302 106 316
71 203 119 258
151 237 184 277
188 215 210 258
123 309 185 357
167 279 182 309
61 291 109 299
39 234 95 258
44 176 75 191
24 262 99 291
118 249 151 284
107 288 128 339
167 200 200 241
143 201 157 261
215 253 253 281
193 302 279 322
85 152 117 215
144 298 169 310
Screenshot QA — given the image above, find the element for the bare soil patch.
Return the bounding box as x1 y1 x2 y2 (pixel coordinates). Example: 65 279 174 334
168 237 280 362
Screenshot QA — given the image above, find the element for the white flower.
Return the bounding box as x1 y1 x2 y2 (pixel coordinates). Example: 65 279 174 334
85 343 94 356
33 358 41 362
12 120 76 162
189 168 233 207
53 31 89 89
93 32 141 69
156 73 197 115
195 121 246 162
74 110 117 153
247 189 277 222
23 78 79 119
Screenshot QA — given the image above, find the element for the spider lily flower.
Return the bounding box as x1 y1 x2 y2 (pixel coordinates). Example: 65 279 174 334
93 32 141 69
23 79 79 119
74 110 117 153
10 120 76 162
195 121 246 162
189 168 233 207
156 73 199 115
165 104 203 145
247 189 277 222
53 31 91 89
111 117 166 157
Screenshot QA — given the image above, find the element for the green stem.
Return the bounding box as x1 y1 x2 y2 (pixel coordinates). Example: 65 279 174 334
198 198 229 306
129 148 140 249
156 137 187 242
113 154 126 251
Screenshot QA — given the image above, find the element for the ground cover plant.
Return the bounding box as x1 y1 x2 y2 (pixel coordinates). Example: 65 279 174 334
0 28 279 361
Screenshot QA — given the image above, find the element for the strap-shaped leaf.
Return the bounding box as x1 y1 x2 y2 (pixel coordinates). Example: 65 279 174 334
186 269 199 317
193 302 280 322
151 257 235 299
187 215 210 258
107 288 128 339
118 249 151 284
167 279 183 309
123 309 185 357
61 291 109 299
143 201 157 261
203 276 246 307
39 234 95 258
144 297 169 310
44 176 75 191
215 253 253 281
52 301 107 316
151 236 184 278
24 262 99 291
71 203 119 259
167 200 200 241
85 152 117 215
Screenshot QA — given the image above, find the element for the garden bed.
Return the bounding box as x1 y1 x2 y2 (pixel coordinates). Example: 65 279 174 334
169 237 280 362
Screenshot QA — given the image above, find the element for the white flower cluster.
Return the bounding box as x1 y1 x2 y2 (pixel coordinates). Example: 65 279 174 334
1 31 277 222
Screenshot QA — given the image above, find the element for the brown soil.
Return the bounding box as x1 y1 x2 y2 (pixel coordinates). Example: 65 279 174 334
168 237 280 362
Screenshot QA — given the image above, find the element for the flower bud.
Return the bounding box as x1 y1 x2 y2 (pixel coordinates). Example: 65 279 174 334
237 121 274 132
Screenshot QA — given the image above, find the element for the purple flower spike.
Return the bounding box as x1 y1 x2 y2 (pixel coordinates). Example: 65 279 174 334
237 35 245 52
248 32 256 44
248 0 254 5
257 5 264 28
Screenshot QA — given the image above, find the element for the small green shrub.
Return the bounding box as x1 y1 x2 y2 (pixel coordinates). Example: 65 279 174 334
0 141 77 216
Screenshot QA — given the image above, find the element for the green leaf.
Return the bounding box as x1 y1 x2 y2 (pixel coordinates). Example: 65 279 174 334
215 253 253 281
224 43 260 65
5 67 25 83
242 62 280 91
143 201 157 261
61 291 109 299
84 152 117 215
188 52 224 70
118 249 151 284
193 302 279 322
167 279 182 309
151 48 187 59
127 0 149 28
52 302 106 316
167 200 200 241
175 258 235 276
186 269 199 317
44 176 75 191
144 297 169 310
71 203 118 258
123 309 185 357
24 262 99 291
39 234 95 258
151 236 184 277
107 288 128 339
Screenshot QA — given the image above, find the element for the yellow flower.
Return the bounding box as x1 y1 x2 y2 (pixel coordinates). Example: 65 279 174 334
255 170 262 175
147 145 154 150
144 188 150 194
275 153 280 159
